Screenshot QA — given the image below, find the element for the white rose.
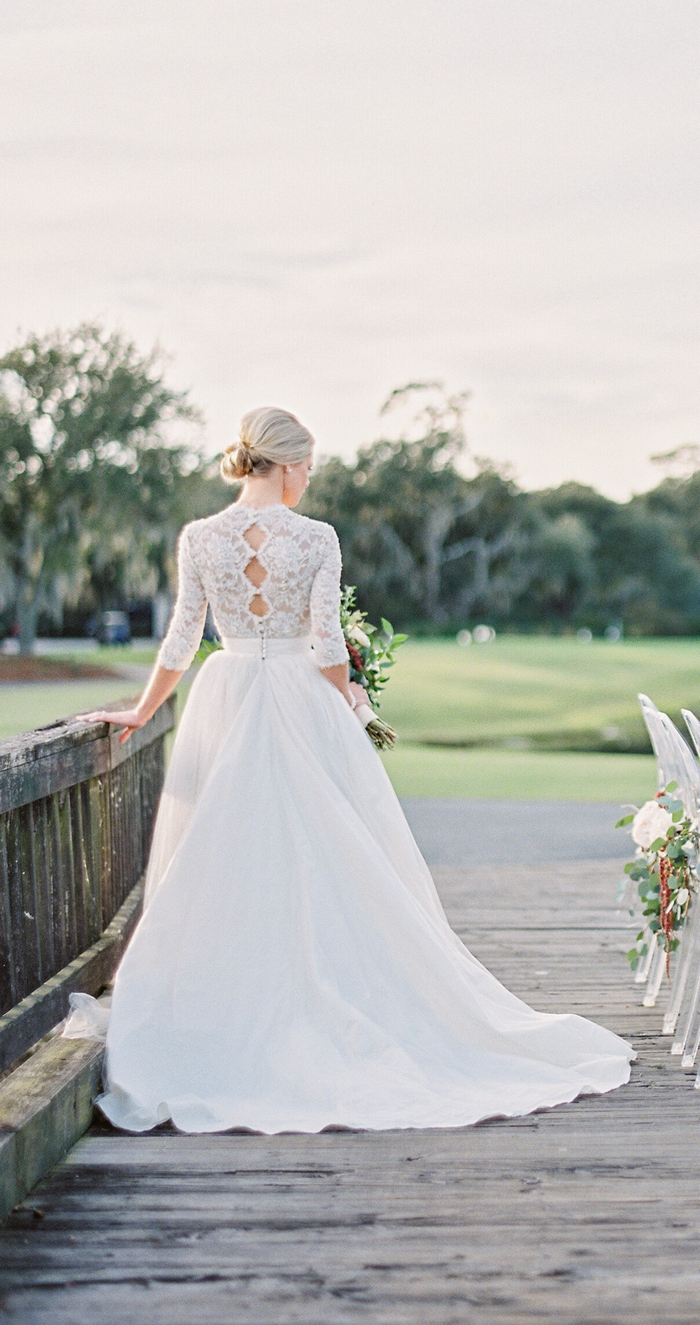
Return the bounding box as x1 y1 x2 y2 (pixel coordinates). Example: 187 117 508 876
349 626 370 648
631 800 673 849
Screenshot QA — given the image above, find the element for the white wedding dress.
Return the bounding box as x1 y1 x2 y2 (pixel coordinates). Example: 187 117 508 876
64 502 634 1133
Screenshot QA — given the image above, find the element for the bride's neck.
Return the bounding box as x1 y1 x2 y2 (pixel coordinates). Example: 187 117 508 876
235 472 286 509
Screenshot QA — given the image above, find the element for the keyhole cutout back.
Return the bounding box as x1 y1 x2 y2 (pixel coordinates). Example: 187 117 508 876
242 524 270 618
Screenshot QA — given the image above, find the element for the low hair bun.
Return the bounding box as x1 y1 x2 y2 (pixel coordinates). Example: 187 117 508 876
220 406 315 486
221 441 256 482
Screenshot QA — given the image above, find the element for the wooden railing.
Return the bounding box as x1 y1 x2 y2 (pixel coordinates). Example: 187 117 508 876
0 697 175 1073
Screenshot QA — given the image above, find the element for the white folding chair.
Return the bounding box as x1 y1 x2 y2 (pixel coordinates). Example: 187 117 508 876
682 708 700 763
659 711 700 815
638 693 675 790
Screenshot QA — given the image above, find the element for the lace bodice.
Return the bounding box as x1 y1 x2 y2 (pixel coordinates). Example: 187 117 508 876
157 503 348 671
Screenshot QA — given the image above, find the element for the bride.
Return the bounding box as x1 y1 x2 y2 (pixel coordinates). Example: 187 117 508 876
67 406 634 1134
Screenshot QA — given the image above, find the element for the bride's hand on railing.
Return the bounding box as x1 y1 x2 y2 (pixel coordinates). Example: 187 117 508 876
80 664 184 745
82 708 148 744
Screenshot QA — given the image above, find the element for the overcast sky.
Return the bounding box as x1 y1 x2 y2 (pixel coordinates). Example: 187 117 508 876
1 0 697 497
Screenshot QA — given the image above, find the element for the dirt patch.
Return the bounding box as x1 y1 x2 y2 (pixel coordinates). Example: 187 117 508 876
0 656 122 683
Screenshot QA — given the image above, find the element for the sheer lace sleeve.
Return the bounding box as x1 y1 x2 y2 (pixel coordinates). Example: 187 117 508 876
309 525 349 667
157 525 208 671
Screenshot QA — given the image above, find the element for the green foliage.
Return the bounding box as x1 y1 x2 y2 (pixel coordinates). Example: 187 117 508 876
0 324 219 650
195 637 223 663
303 384 534 629
616 783 698 974
5 344 700 651
303 385 700 637
339 585 407 707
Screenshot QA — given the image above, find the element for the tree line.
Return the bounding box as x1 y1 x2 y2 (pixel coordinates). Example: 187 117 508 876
1 330 699 652
301 383 700 638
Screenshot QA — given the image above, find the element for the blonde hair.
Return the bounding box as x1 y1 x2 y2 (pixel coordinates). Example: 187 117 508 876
221 407 314 483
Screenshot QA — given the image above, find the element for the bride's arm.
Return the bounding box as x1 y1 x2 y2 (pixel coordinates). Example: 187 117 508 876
83 523 207 742
320 662 367 709
310 528 367 710
83 663 185 744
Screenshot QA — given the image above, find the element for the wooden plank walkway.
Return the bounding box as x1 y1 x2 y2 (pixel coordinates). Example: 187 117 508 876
2 807 700 1323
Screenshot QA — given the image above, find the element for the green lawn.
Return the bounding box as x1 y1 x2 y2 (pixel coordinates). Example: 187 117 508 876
0 646 160 741
379 745 656 802
378 636 700 752
0 680 161 742
1 635 695 802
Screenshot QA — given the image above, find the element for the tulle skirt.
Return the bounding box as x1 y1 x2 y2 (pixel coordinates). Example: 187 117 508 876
68 636 634 1133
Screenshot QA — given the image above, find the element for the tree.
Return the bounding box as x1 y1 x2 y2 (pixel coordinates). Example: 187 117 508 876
303 383 536 627
304 390 700 636
80 458 229 631
640 469 700 564
0 324 203 651
530 481 700 635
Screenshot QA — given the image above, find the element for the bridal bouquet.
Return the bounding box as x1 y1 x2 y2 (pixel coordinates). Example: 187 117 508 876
340 585 407 750
616 784 698 976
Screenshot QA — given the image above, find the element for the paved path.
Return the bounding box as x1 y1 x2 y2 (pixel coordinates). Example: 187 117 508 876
402 798 629 865
1 802 700 1324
